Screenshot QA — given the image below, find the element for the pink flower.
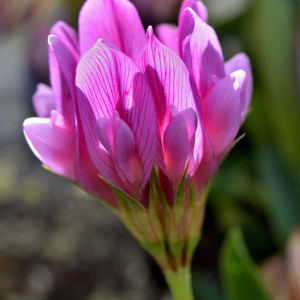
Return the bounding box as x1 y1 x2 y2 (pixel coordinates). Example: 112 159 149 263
76 40 156 202
137 27 203 203
23 0 253 207
155 0 253 191
23 0 254 282
24 0 151 206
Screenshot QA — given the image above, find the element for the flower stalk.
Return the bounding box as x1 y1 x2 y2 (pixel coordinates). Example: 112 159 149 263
164 267 194 300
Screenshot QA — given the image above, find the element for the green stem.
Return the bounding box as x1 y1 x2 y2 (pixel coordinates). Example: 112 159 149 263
163 267 194 300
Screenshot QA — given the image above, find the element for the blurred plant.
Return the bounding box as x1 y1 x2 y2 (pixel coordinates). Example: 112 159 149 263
0 0 85 31
203 0 252 25
207 0 300 264
22 0 253 299
234 0 300 252
220 227 271 300
244 0 300 172
262 227 300 300
0 0 86 85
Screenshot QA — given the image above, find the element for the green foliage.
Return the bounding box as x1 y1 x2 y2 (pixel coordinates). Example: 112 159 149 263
257 147 300 246
193 271 223 300
219 228 271 300
244 0 300 169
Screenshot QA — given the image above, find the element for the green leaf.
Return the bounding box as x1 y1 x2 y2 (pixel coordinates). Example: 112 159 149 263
257 147 300 246
244 0 300 169
219 227 271 300
98 175 146 213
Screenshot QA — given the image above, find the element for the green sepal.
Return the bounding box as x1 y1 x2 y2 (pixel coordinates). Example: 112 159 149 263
42 164 77 185
174 163 190 222
98 175 146 213
141 239 171 270
148 171 168 242
151 167 171 213
42 164 56 174
185 181 203 261
221 133 246 165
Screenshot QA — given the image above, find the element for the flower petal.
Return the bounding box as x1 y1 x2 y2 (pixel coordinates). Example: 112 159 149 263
136 27 203 175
48 22 79 120
114 116 143 186
76 41 156 190
50 21 80 59
49 35 116 205
48 35 78 97
193 130 219 192
163 115 189 181
156 24 179 55
180 107 199 176
178 8 225 98
79 0 146 60
202 70 245 157
225 53 253 122
179 0 208 22
23 111 76 181
169 104 199 175
32 84 56 118
76 116 117 206
96 112 143 196
96 117 115 159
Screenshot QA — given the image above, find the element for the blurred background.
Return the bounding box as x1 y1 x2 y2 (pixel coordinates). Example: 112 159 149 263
0 0 300 299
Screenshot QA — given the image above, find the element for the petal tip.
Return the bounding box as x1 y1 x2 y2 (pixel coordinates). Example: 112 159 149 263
230 69 246 90
146 26 154 39
48 34 54 45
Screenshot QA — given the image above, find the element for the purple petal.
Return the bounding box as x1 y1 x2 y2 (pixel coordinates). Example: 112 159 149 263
96 112 139 184
97 112 143 189
76 41 156 190
200 42 226 97
114 116 143 185
179 107 199 175
48 34 78 140
32 84 56 118
156 24 179 55
225 53 253 122
193 129 219 192
23 111 76 181
79 0 146 60
48 22 79 120
179 0 208 22
163 115 189 181
49 35 116 205
96 117 115 159
202 70 245 158
76 116 117 206
177 8 195 74
178 8 225 98
48 35 79 106
136 27 203 175
50 21 80 59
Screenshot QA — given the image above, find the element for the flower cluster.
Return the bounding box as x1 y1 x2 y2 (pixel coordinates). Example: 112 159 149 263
24 0 252 276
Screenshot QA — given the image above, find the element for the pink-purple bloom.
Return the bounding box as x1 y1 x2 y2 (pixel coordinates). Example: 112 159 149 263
23 0 253 208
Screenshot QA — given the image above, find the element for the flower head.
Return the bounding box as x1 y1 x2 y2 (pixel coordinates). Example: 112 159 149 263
23 0 253 274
